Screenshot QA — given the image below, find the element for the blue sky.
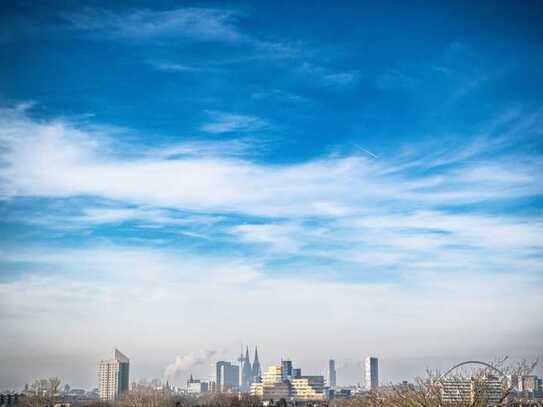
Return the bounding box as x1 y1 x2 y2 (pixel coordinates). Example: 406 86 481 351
0 0 542 389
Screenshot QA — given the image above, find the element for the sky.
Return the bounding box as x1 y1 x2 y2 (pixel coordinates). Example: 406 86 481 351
1 0 543 391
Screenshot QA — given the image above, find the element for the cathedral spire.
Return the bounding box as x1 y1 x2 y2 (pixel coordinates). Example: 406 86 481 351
252 346 261 381
241 345 252 392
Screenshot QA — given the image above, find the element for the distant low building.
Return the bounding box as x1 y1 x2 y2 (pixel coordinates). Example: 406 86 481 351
327 387 353 399
186 375 209 394
0 393 21 407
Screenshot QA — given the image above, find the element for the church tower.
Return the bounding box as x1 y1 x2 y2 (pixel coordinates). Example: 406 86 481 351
241 346 253 392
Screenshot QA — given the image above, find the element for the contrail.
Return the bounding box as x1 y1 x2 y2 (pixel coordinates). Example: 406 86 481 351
354 144 379 159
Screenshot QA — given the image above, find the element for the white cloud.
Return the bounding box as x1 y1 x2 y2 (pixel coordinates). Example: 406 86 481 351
1 106 541 218
228 223 306 253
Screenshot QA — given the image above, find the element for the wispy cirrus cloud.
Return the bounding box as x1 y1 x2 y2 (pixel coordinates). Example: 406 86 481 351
299 62 359 87
151 62 198 72
228 223 308 254
200 111 269 134
251 88 307 103
63 7 243 42
376 69 421 90
148 138 260 159
62 6 302 60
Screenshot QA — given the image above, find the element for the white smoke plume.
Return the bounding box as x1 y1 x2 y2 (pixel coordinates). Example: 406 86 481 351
163 350 218 382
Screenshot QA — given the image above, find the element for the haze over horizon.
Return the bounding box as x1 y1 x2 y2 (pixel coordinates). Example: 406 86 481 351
1 0 542 391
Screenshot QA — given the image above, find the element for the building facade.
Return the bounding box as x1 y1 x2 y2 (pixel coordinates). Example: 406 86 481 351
98 349 130 400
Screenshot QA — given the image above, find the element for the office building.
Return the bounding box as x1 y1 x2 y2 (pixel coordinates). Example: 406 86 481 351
329 359 337 388
98 349 130 400
251 363 325 402
250 365 290 400
364 357 378 391
281 360 293 381
291 376 325 401
215 361 228 391
215 361 239 392
292 368 302 379
440 376 503 405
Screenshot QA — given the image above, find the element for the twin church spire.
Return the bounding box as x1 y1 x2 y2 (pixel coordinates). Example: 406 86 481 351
240 346 261 392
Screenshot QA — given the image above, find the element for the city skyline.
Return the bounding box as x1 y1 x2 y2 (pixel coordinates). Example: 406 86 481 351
4 347 541 393
1 0 543 392
8 353 543 405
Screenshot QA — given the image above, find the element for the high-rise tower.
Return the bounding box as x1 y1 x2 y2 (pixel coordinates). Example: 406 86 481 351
364 357 378 391
98 349 130 400
281 360 293 381
329 359 337 388
216 361 239 392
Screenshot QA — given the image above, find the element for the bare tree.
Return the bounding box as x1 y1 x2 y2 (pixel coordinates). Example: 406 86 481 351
330 358 538 407
20 378 62 407
121 388 178 407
